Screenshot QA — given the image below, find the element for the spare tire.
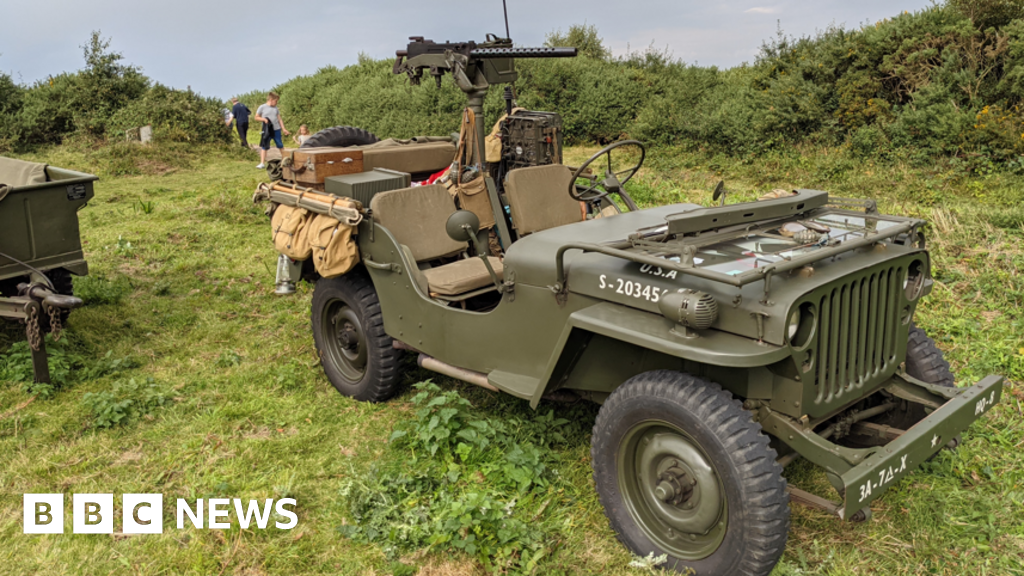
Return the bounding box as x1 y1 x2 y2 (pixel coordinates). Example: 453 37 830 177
301 126 379 149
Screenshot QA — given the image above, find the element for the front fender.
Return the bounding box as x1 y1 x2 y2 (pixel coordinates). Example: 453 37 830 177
528 302 790 407
569 302 790 367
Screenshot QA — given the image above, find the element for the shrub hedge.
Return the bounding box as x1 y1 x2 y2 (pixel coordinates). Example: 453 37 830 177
0 32 231 152
263 3 1023 169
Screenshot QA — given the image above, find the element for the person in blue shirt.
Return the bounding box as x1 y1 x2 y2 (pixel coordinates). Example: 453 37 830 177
230 98 251 148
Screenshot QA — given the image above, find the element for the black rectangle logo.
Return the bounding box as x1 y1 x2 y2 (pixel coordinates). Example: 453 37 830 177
66 184 87 201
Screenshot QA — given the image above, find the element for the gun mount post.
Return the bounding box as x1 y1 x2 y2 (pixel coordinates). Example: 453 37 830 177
394 37 577 247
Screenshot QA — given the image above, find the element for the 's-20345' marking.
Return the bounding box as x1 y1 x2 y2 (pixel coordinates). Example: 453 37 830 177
598 275 667 303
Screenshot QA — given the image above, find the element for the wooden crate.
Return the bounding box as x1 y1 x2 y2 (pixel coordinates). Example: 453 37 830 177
282 148 363 185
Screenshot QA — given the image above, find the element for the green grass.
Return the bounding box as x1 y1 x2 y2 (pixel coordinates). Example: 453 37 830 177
1 143 1022 575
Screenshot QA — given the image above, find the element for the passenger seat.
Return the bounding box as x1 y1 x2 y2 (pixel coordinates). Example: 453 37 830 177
369 184 503 299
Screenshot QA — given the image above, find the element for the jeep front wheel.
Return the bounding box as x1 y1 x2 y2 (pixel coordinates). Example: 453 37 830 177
311 270 401 402
591 370 789 576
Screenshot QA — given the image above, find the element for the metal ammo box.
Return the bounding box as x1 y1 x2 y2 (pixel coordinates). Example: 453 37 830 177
324 168 412 205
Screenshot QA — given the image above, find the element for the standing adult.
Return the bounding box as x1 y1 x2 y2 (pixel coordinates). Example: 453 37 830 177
255 92 289 169
230 97 251 148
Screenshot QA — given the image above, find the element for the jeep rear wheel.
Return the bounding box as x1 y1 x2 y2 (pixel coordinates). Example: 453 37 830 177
591 371 789 576
311 270 401 402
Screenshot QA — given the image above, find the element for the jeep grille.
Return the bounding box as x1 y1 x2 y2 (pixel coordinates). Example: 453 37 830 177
814 265 904 405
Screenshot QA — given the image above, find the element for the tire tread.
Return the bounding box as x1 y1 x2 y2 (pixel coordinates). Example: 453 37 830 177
591 370 789 576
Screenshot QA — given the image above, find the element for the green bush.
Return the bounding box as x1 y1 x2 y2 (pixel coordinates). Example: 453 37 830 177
948 0 1024 29
107 83 233 144
10 32 149 148
82 377 170 429
338 381 590 573
0 335 76 398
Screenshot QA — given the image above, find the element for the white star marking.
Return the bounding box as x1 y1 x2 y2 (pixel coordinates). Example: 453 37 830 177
931 434 940 448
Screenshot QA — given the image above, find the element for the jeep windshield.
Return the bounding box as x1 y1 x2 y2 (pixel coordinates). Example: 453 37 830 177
553 190 924 291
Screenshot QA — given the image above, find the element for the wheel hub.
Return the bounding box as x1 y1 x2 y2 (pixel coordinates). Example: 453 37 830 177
655 464 695 506
619 422 728 560
339 326 358 350
321 301 368 382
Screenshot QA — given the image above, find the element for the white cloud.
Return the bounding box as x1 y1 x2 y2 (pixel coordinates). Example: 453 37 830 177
745 7 780 14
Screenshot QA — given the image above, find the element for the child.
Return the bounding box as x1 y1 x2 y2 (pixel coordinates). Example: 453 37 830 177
254 92 290 169
294 124 312 146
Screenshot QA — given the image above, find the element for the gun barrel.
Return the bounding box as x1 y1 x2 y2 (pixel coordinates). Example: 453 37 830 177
469 47 577 59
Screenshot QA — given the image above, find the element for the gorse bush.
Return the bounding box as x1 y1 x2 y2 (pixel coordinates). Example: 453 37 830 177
1 31 230 151
338 381 591 573
107 83 233 144
264 7 1023 170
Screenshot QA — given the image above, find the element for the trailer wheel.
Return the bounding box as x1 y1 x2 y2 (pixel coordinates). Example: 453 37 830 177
311 269 401 402
301 126 379 149
591 370 789 576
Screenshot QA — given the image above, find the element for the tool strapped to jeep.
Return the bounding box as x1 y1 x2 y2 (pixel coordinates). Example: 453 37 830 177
448 109 495 229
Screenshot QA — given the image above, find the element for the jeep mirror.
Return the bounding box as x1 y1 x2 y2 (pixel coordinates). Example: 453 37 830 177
446 210 480 242
445 210 504 293
712 180 727 207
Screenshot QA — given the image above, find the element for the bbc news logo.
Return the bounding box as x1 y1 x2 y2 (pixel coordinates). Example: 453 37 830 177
23 494 297 534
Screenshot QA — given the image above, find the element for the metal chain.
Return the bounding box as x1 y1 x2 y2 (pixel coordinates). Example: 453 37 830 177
47 305 63 341
25 305 42 351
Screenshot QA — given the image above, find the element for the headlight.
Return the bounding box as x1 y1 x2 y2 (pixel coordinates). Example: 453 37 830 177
788 302 816 349
787 309 801 340
904 259 926 301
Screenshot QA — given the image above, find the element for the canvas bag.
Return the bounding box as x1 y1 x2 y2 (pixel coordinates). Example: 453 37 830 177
449 108 495 229
271 204 313 260
307 213 360 277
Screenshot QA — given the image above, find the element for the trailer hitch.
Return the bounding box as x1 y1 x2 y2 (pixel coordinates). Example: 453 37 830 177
1 280 84 384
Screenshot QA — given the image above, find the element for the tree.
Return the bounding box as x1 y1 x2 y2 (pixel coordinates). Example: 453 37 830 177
947 0 1024 29
545 24 610 60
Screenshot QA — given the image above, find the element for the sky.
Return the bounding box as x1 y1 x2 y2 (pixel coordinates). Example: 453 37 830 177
0 0 936 100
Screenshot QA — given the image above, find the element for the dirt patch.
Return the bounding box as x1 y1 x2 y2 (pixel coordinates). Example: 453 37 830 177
116 450 145 464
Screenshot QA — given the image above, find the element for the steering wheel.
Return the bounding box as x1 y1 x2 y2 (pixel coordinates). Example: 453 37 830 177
569 140 645 211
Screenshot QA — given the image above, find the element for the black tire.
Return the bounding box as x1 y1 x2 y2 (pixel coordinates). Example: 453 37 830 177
905 325 955 387
310 270 401 402
301 126 379 149
591 370 789 576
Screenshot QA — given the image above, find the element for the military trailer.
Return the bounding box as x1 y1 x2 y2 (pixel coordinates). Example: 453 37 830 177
256 37 1004 576
0 157 93 383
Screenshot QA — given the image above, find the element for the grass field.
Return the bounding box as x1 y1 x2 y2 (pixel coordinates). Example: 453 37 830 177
1 142 1022 575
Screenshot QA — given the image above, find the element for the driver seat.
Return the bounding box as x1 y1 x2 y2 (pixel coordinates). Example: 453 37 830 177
505 165 584 235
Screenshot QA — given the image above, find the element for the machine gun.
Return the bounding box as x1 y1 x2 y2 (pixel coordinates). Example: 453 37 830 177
394 35 576 247
394 34 576 91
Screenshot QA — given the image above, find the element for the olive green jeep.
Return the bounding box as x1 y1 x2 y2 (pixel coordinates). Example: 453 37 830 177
260 37 1004 576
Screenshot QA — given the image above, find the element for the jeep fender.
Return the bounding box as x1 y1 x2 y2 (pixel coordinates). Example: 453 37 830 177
528 302 790 408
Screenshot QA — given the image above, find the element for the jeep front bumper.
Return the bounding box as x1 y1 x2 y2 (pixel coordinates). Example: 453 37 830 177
760 373 1004 519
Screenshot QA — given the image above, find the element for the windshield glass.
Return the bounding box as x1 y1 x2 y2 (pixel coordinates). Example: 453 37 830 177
688 214 904 276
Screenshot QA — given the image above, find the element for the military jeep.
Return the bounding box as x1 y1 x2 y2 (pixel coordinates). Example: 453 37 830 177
264 37 1004 576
